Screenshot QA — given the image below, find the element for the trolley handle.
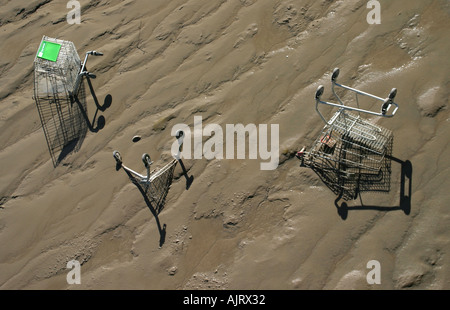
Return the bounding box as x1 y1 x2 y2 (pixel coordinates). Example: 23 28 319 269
328 68 399 118
88 51 103 56
315 85 399 120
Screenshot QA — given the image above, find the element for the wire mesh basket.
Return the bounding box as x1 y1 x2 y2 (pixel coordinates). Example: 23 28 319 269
299 68 399 200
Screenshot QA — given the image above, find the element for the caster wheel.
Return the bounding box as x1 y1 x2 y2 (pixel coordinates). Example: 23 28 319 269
388 88 397 100
142 153 152 168
113 150 122 164
381 98 390 115
176 130 184 140
331 68 340 81
315 85 325 100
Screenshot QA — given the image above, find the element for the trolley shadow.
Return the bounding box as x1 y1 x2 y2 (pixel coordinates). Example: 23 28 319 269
334 157 412 220
73 76 111 133
55 78 111 165
177 159 194 190
123 169 167 247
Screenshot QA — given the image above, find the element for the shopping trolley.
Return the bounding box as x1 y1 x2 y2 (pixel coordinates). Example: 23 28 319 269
298 68 399 200
113 130 186 214
33 35 103 166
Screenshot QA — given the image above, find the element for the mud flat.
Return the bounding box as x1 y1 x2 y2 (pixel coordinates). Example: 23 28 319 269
0 0 449 290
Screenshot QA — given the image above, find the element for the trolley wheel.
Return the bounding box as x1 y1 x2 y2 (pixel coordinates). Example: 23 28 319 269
176 130 184 140
315 85 325 100
142 153 152 168
113 150 122 164
388 88 397 100
381 98 390 115
331 68 340 81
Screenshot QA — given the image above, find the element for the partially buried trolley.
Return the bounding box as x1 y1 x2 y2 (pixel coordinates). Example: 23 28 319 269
33 35 103 166
113 130 186 214
297 68 399 200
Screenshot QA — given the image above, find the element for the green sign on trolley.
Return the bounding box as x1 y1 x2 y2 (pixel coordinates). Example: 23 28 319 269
37 40 62 62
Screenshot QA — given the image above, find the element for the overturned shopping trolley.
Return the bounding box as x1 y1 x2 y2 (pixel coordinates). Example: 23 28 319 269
297 68 399 201
113 131 190 215
33 35 103 166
